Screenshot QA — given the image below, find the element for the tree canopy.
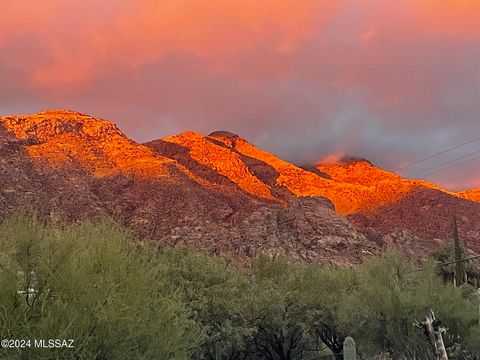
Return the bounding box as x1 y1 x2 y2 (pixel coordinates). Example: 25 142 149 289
1 214 479 359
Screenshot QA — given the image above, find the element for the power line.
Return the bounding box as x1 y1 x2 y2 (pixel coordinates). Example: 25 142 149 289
410 148 480 178
437 254 480 267
413 153 480 178
395 136 480 172
404 254 480 275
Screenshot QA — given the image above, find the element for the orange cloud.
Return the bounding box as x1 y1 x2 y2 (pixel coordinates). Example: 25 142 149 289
1 0 341 90
410 0 480 38
2 0 480 191
2 0 479 91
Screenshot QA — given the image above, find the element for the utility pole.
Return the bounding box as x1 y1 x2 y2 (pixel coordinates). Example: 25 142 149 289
420 310 448 360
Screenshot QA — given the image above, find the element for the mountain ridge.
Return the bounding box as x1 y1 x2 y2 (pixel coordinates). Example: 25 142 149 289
2 110 480 262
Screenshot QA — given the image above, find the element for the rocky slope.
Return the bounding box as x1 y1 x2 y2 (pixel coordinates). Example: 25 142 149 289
149 130 480 257
314 161 480 253
0 110 376 265
1 110 479 263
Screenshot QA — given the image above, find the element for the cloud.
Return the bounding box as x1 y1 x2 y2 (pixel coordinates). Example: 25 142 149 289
317 151 347 165
1 0 480 190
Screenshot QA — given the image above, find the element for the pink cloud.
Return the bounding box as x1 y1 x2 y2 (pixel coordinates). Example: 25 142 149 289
0 0 342 90
1 0 480 189
317 151 347 165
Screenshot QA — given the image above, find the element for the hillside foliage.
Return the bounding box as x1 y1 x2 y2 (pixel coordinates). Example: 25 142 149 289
0 214 479 359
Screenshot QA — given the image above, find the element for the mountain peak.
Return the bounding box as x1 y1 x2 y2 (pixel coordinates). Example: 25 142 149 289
165 131 204 141
161 130 276 200
207 131 244 149
0 110 178 178
208 130 240 138
0 110 122 141
37 109 89 116
3 109 480 264
341 157 372 165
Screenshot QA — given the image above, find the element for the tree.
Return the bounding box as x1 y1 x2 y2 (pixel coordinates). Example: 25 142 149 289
2 214 480 359
431 235 479 287
338 250 479 358
159 247 256 360
248 256 317 360
0 214 200 360
300 265 355 359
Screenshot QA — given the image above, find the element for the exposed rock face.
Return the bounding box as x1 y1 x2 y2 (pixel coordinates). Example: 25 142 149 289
2 110 480 263
0 110 377 265
152 131 276 200
0 123 106 220
169 196 375 265
0 110 175 177
204 132 414 215
349 187 480 254
314 161 480 254
458 189 480 202
156 130 480 258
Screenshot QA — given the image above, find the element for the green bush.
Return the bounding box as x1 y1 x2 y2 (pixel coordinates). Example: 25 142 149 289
1 215 479 359
159 247 256 360
0 214 201 360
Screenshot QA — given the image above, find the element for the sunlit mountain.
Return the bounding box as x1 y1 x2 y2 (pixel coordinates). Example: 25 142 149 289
2 110 480 263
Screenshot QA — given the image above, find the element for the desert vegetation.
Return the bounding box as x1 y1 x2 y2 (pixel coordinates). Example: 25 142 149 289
0 214 479 359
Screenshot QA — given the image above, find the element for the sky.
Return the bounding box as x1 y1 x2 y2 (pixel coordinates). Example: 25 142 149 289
1 0 480 190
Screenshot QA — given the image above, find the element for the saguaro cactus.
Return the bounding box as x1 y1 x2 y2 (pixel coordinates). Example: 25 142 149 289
343 337 357 360
452 216 466 286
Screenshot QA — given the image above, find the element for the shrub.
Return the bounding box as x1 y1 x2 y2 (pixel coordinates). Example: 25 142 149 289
0 214 200 360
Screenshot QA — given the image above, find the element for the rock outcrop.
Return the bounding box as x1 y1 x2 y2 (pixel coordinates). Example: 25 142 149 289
169 196 375 265
0 110 377 265
2 109 480 264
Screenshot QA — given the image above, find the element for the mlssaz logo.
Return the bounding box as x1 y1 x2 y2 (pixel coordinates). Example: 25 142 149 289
34 339 75 349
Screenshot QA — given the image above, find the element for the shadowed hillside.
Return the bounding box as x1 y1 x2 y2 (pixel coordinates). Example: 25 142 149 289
2 110 480 263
